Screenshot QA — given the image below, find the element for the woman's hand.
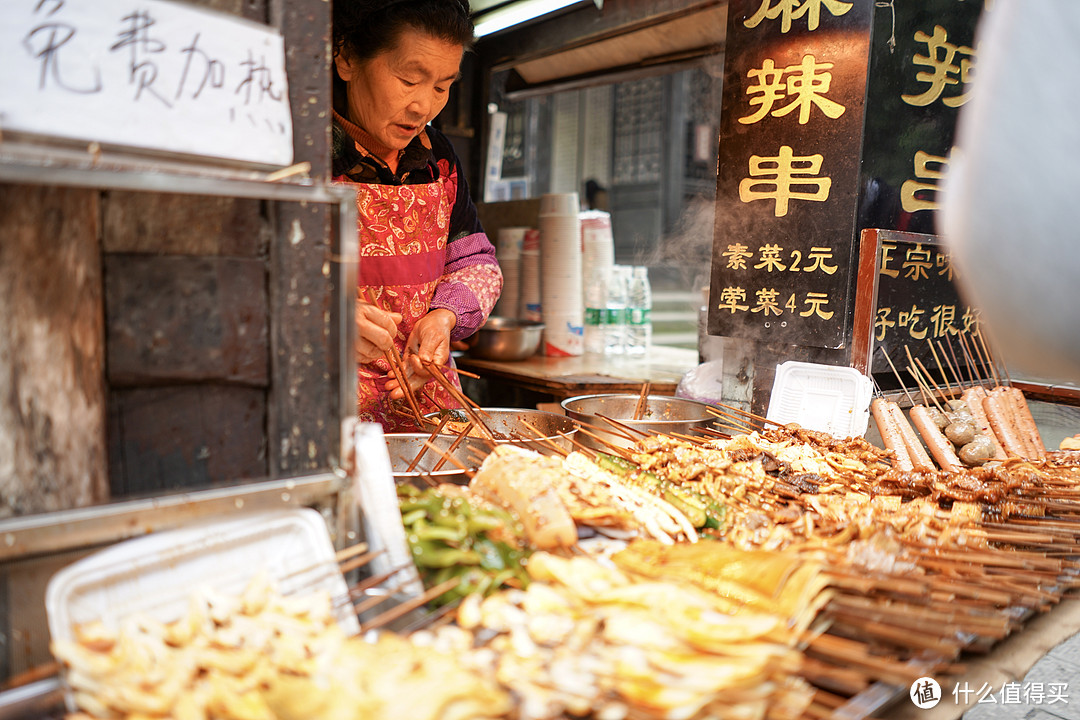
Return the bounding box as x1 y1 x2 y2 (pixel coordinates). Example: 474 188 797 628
355 300 402 364
386 308 457 399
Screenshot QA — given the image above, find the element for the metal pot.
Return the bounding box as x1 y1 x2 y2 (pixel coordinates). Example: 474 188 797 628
467 318 544 361
424 408 577 454
561 393 716 450
385 433 493 485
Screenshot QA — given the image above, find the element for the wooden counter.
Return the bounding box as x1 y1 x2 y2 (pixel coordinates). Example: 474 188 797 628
455 346 699 403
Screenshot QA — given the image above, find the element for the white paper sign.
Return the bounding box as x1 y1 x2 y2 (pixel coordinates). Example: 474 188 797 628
0 0 294 166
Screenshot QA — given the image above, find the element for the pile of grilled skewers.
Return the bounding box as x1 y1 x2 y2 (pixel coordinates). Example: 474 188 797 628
51 361 1080 720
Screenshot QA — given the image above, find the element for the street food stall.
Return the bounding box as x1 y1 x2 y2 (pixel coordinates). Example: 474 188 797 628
2 0 1080 719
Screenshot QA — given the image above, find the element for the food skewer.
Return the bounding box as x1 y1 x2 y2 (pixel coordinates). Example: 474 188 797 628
339 548 387 576
571 424 635 458
632 382 650 421
421 360 497 441
431 421 474 472
570 416 641 444
912 354 950 414
361 288 425 425
692 425 733 440
937 338 968 392
407 412 452 471
362 576 464 631
704 405 759 434
597 413 651 439
334 542 370 564
352 577 415 615
957 332 985 388
880 347 918 407
423 439 475 478
927 339 958 398
904 345 946 414
446 366 481 380
888 401 937 471
710 401 783 429
969 330 998 387
346 561 415 600
870 396 914 471
520 419 570 457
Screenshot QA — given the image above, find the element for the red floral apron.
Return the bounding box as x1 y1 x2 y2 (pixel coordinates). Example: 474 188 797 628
352 177 462 431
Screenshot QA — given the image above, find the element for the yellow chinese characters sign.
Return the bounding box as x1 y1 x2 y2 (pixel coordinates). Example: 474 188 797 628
710 0 871 348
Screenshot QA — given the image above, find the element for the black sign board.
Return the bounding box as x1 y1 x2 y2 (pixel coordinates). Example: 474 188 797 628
857 2 984 235
709 0 873 349
852 229 987 389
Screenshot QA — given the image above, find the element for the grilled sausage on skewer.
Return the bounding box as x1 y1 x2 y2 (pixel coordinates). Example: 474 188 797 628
910 405 962 472
888 403 937 472
871 398 913 471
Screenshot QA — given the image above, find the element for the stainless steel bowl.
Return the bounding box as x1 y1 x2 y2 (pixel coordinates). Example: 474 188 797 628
424 408 577 454
561 393 716 450
385 433 493 485
468 317 544 361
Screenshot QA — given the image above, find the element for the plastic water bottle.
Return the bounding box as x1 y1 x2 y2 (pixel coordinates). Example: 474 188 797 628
604 266 629 355
584 271 607 354
626 266 652 356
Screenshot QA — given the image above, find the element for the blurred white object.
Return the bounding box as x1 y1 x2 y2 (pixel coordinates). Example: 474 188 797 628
539 193 584 356
626 266 652 356
352 422 424 598
942 1 1080 379
676 359 725 406
766 361 873 438
47 509 361 647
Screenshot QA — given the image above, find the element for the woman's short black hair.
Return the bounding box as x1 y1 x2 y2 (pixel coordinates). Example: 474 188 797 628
333 0 475 66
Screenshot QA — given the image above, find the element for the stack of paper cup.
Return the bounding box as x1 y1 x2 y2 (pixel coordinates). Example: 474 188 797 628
580 211 615 354
519 228 542 322
538 193 584 356
493 226 527 318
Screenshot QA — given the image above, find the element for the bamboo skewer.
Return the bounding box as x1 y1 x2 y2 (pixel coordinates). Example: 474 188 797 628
597 414 650 438
913 354 950 412
334 542 370 564
339 548 387 576
937 339 967 392
352 578 413 615
572 424 634 458
571 417 642 444
711 401 781 429
360 288 425 425
963 334 989 388
423 439 475 478
881 348 917 407
421 359 497 440
976 329 1006 387
704 406 758 434
520 419 570 457
968 331 995 386
632 382 650 421
346 562 415 600
363 577 462 631
407 413 451 471
928 339 958 398
431 422 473 472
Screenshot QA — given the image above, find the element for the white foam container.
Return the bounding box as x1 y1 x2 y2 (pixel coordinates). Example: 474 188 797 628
765 360 874 438
46 508 360 647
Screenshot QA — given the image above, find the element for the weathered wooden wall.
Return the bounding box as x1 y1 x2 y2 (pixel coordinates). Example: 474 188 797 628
1 0 335 506
0 185 108 516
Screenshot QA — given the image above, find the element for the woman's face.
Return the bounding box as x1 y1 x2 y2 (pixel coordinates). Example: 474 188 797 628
335 28 463 159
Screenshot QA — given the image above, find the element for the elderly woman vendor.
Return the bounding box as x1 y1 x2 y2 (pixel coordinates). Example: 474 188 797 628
332 0 502 430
